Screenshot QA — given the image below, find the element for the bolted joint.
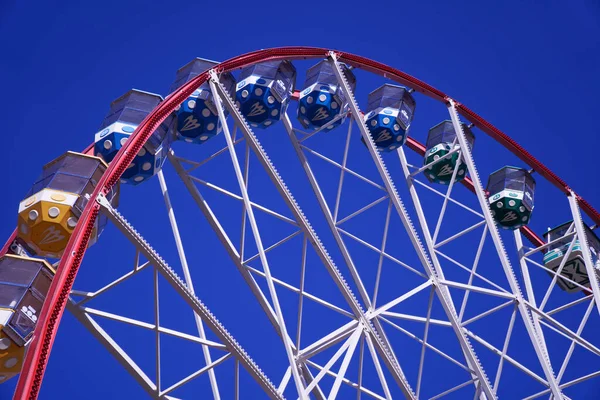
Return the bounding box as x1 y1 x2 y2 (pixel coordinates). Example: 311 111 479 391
327 51 341 63
95 193 108 206
208 68 220 82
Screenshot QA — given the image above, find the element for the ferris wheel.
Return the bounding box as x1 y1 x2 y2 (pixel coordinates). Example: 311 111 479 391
1 47 600 399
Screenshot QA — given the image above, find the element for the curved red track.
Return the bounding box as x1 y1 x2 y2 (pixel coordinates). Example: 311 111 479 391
10 47 600 399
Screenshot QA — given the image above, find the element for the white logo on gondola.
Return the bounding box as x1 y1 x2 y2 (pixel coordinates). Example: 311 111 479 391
375 130 392 142
501 211 518 222
248 102 266 117
21 305 38 322
438 164 454 176
181 116 200 131
312 107 330 122
39 226 65 245
401 109 409 120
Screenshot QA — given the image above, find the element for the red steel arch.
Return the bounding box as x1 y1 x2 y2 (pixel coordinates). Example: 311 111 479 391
10 46 600 399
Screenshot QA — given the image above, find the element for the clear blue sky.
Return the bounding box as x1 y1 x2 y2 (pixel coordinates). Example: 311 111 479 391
1 0 600 399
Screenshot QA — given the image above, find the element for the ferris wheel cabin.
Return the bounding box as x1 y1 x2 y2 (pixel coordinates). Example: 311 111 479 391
17 152 120 259
542 221 600 293
170 58 236 144
93 89 173 185
423 120 475 185
235 60 296 128
363 84 416 152
0 255 55 383
297 60 355 131
486 166 535 230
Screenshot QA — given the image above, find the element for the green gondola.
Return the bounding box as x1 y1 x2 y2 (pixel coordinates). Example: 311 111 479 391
486 166 535 229
423 120 475 185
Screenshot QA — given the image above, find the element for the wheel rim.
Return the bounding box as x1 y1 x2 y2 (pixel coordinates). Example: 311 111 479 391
5 47 600 399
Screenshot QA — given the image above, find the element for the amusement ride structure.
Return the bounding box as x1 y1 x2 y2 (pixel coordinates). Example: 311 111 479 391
1 47 600 399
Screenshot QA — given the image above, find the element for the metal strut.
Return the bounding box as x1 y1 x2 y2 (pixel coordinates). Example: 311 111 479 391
568 192 600 317
157 170 221 399
208 78 307 398
168 152 330 398
328 52 496 399
447 100 563 399
395 148 497 399
95 193 284 400
281 112 407 383
208 70 416 399
66 299 174 399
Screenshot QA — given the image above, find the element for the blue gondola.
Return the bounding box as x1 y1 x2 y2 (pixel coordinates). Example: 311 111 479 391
93 89 173 185
297 60 355 131
170 58 236 144
363 84 415 152
235 60 296 128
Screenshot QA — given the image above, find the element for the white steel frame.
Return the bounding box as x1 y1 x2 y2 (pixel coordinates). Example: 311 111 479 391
55 57 600 399
67 193 283 399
